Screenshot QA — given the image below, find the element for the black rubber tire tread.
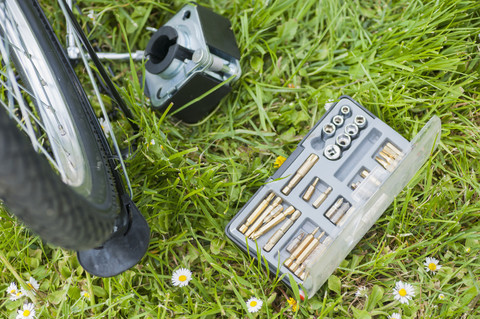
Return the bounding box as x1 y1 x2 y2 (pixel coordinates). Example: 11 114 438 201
0 109 114 250
0 0 120 250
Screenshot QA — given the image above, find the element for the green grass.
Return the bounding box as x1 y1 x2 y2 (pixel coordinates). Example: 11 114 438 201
1 0 480 318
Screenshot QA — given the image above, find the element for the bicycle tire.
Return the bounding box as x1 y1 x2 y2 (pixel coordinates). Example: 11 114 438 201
0 0 120 250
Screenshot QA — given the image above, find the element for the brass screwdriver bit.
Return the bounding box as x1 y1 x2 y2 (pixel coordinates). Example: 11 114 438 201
375 156 389 169
289 232 325 272
337 207 356 227
263 210 302 252
325 197 344 219
360 170 370 179
239 192 275 234
386 142 402 155
330 203 351 224
380 151 395 163
263 202 289 224
302 177 319 201
286 233 305 253
282 154 319 195
295 238 331 278
251 206 295 240
284 227 320 268
244 197 282 238
312 186 332 208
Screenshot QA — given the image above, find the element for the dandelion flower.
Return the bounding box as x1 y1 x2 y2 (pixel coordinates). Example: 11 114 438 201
287 297 298 311
392 281 415 304
388 313 401 319
438 293 445 300
21 278 39 295
171 268 192 287
7 282 24 301
355 286 368 298
80 291 90 298
424 257 441 274
16 303 35 319
246 297 262 313
273 156 286 168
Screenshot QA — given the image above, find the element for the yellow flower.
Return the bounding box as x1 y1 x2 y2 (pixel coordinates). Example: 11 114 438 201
274 156 287 168
287 297 299 311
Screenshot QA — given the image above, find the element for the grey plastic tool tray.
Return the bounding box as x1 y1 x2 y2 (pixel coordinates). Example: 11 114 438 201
225 95 441 297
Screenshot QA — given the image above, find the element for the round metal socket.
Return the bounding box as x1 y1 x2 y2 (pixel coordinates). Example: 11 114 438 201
354 115 367 129
322 123 336 140
339 105 351 118
332 115 344 128
344 123 359 139
324 144 342 160
336 133 351 150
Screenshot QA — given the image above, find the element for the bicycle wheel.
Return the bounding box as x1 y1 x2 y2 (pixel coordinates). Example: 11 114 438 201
0 0 120 250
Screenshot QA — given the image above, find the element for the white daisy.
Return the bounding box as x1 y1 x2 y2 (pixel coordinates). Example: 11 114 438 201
355 286 368 298
388 313 401 319
171 268 192 287
438 293 445 300
7 282 24 301
246 297 263 313
21 278 39 295
16 303 35 319
392 281 415 304
424 257 441 274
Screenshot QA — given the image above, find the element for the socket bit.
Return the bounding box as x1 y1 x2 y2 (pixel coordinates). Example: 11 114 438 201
332 115 344 128
354 115 367 129
325 197 344 219
344 123 359 139
375 156 391 170
312 186 332 208
339 105 351 118
239 192 275 234
324 144 341 161
244 197 282 238
263 210 302 252
336 133 351 150
286 233 305 253
330 203 351 224
251 206 295 240
322 123 336 140
281 154 319 195
284 227 320 268
302 177 319 201
289 232 325 272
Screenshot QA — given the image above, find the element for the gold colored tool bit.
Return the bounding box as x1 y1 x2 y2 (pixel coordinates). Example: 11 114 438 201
244 197 282 238
251 206 295 240
239 192 275 234
281 154 319 195
263 202 290 224
296 264 306 279
312 186 332 208
289 232 325 272
286 233 305 253
263 210 302 252
294 238 332 278
302 177 319 201
325 197 344 219
336 207 356 227
330 203 350 224
360 170 370 179
284 227 320 268
351 182 360 190
386 142 402 155
375 156 389 168
380 150 395 160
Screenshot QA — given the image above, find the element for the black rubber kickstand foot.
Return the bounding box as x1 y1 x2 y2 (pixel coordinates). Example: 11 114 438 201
77 200 150 277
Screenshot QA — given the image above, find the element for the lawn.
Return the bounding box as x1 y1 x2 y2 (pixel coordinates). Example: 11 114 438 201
1 0 479 318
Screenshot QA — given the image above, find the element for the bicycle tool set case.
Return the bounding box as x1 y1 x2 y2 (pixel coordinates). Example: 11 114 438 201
226 96 441 297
